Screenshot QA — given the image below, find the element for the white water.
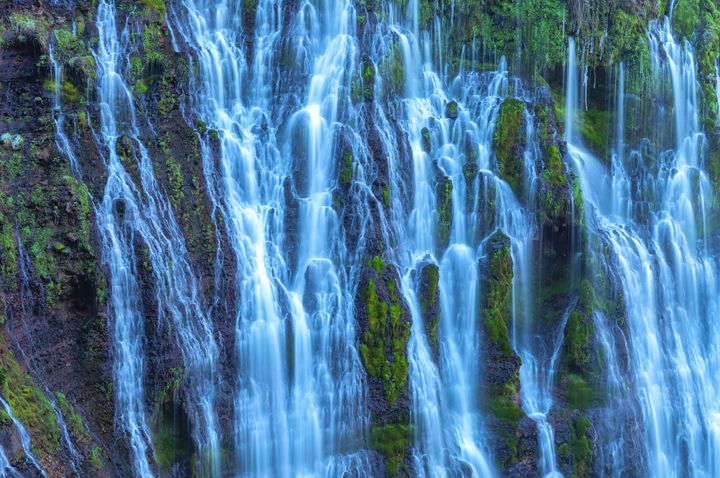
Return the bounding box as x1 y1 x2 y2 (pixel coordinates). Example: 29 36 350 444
95 1 223 475
42 0 720 476
0 396 47 477
172 0 368 474
47 392 82 478
383 6 504 474
568 18 720 477
0 446 18 478
48 44 80 175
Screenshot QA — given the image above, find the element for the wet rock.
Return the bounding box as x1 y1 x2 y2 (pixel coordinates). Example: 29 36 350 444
445 100 459 119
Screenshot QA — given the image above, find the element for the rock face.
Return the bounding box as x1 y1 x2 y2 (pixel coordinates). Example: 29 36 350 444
0 0 717 477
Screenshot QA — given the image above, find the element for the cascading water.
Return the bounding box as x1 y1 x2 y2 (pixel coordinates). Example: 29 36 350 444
0 396 48 477
39 0 720 475
382 7 504 474
0 447 18 478
379 0 575 474
171 0 368 474
567 17 720 477
81 1 225 476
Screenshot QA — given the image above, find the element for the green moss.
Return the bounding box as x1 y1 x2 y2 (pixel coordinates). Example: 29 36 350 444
541 144 568 219
6 12 49 46
88 446 104 470
369 424 413 476
29 226 55 282
53 28 96 81
339 151 353 186
571 175 585 227
142 23 165 64
153 368 192 473
436 177 453 248
565 308 591 366
445 100 459 119
139 0 166 15
45 79 84 105
0 408 11 426
76 111 88 129
381 43 405 96
606 9 649 66
67 177 93 244
559 414 593 477
0 219 17 288
419 264 439 315
564 281 597 371
54 392 88 440
362 60 375 100
371 255 384 275
0 337 61 462
695 0 720 130
166 156 185 204
482 241 513 356
566 373 593 409
580 108 611 160
418 263 440 349
359 271 410 406
673 0 701 39
493 98 525 196
488 373 523 428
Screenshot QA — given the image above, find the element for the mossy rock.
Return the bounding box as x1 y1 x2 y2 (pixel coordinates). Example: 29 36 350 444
358 258 411 408
557 414 594 477
417 262 440 357
369 423 414 476
493 98 526 197
445 100 459 119
0 336 61 468
480 232 514 358
53 28 96 81
421 127 432 153
435 173 453 249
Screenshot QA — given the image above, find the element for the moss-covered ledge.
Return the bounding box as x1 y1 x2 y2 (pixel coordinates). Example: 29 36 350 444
478 231 526 471
357 254 413 476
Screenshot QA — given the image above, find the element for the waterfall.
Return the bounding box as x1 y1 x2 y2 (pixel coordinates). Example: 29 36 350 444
47 392 82 478
565 38 578 144
382 2 508 473
172 0 368 474
84 1 225 475
40 0 720 475
567 16 720 476
0 446 18 478
48 44 80 175
0 396 48 477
